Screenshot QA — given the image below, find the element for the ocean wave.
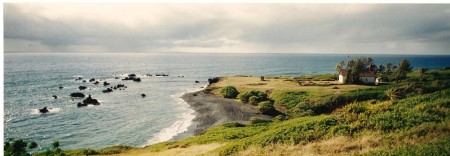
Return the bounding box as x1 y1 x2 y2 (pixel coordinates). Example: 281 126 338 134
31 107 61 114
143 88 200 146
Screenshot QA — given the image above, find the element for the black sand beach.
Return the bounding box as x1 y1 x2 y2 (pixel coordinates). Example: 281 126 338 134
182 90 273 135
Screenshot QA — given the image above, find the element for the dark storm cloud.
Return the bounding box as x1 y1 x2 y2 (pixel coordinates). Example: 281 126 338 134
4 4 450 54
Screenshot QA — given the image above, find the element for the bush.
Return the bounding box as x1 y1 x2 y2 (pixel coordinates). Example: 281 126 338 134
250 117 271 125
248 96 260 105
238 90 267 103
4 139 38 156
220 86 239 98
223 122 246 128
347 105 367 114
97 146 134 154
432 80 442 87
257 101 275 114
274 115 288 122
271 91 308 109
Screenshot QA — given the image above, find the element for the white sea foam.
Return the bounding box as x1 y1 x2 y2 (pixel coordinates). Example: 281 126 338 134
143 87 203 146
31 108 61 114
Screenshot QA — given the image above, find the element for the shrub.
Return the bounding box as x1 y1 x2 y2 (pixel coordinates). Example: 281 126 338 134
238 90 267 103
220 86 239 98
347 105 367 114
432 80 442 87
97 146 134 154
248 96 259 105
312 94 348 114
257 101 275 114
288 101 315 117
274 115 288 122
223 122 246 128
271 91 308 109
4 139 39 156
250 117 271 125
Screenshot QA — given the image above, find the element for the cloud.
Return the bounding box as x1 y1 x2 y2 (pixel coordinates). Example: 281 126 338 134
4 3 450 54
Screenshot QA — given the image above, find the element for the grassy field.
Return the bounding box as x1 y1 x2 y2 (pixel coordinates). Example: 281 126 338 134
209 76 372 101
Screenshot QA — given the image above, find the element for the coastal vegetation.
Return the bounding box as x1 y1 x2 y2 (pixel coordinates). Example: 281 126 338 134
220 86 239 98
131 67 447 155
4 139 37 156
21 64 450 155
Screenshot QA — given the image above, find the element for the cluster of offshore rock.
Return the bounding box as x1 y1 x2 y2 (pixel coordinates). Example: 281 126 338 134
38 73 207 113
122 74 141 82
77 94 100 107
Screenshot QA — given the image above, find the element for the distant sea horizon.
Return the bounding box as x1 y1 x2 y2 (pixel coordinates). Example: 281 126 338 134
4 53 450 151
4 52 450 56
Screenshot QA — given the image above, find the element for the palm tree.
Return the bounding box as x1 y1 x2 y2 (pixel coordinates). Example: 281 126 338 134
385 87 403 101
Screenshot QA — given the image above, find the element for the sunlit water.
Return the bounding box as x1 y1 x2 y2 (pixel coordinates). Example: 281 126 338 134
4 53 450 151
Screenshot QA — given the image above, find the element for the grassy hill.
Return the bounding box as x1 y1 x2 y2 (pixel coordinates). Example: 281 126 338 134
32 69 450 156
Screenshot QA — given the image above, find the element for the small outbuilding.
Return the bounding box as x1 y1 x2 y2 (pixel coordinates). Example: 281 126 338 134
359 71 376 84
339 69 376 84
338 69 348 84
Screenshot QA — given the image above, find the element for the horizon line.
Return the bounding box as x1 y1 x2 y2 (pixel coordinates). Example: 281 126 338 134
4 51 450 56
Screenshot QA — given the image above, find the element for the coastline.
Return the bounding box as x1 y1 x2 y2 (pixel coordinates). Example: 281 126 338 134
181 89 273 135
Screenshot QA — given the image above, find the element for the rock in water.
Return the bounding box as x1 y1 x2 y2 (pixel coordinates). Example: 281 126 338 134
141 94 146 97
70 92 85 98
77 102 87 107
133 78 141 82
102 88 113 93
82 95 100 105
39 107 49 113
79 86 87 90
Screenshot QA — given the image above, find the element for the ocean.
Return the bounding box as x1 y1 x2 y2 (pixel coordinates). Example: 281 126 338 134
4 53 450 151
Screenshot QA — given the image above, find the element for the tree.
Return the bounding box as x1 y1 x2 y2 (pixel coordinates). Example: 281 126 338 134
386 63 393 74
349 58 365 83
335 61 345 75
396 59 413 82
4 139 37 156
378 64 385 73
220 86 239 98
419 68 428 82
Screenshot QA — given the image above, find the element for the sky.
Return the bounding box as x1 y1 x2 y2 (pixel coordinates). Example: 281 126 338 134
3 3 450 54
